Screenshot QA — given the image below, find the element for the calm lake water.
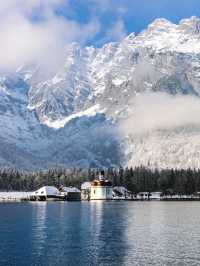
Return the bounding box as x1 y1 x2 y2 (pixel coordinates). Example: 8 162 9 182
0 201 200 266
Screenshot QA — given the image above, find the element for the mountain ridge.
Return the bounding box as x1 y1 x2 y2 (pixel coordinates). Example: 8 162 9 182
1 16 200 169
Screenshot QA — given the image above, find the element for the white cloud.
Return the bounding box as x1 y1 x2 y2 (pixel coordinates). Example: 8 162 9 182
0 0 65 16
0 0 100 74
104 20 127 42
121 92 200 135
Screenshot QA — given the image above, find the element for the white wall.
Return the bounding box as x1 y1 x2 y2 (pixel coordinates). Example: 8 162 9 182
90 186 113 200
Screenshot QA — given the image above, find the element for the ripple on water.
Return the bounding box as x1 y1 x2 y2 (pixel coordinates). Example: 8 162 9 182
0 201 200 266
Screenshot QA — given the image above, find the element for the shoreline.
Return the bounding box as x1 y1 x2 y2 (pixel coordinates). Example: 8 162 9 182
1 191 200 202
1 198 200 203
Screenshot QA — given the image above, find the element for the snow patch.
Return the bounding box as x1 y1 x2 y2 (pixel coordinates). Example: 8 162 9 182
51 75 64 85
44 104 105 129
112 78 124 86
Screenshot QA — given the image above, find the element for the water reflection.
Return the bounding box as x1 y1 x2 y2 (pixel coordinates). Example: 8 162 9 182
32 202 47 243
86 201 129 265
1 202 200 266
30 202 48 265
124 202 200 265
30 201 130 265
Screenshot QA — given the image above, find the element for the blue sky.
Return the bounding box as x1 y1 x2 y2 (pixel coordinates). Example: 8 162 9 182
58 0 200 46
0 0 200 73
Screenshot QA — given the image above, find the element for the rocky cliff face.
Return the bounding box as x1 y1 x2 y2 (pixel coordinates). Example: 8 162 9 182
1 17 200 169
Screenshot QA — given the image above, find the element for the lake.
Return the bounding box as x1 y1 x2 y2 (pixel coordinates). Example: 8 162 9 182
0 201 200 266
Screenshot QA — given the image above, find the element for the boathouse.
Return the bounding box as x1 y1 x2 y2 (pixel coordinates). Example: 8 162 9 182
32 186 60 201
59 186 81 201
113 186 132 199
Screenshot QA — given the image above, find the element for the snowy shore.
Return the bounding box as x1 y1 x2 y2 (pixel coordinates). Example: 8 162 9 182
0 192 32 202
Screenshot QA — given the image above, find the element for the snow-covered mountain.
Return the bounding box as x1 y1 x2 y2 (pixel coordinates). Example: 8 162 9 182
2 16 200 169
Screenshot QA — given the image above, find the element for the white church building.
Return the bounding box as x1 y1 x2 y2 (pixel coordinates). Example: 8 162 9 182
81 172 113 200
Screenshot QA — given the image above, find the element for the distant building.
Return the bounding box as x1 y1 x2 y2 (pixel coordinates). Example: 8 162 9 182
149 192 162 200
90 180 113 200
113 186 132 199
137 192 150 200
32 186 60 201
81 182 91 200
137 192 162 200
81 172 113 200
59 186 81 201
90 172 113 200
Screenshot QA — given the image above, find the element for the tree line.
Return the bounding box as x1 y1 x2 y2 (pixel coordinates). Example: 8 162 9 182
0 166 200 195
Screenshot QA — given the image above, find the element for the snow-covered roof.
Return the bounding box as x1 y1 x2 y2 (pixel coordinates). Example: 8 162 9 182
34 186 59 196
151 192 162 195
62 187 80 193
81 182 91 190
113 186 129 193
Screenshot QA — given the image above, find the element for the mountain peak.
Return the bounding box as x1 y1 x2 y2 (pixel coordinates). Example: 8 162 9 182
179 16 200 34
148 18 175 30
